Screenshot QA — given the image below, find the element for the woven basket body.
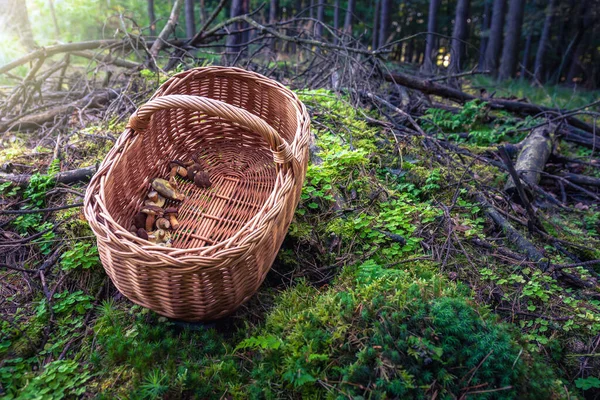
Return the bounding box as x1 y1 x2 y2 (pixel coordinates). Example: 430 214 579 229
84 67 310 321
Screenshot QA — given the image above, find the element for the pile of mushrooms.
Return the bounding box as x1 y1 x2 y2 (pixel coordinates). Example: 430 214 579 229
130 157 212 246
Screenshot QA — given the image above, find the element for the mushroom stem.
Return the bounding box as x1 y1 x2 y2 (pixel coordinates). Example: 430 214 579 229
168 215 179 230
145 215 155 231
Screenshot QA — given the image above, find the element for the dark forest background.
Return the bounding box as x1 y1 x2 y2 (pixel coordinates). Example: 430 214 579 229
1 0 599 87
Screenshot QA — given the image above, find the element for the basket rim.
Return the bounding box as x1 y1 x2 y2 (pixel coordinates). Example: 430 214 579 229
84 66 310 270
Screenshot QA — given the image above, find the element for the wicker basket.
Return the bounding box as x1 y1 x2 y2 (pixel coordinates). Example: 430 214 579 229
84 67 310 321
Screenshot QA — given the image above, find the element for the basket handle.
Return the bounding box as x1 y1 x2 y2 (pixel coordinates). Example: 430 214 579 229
127 94 295 165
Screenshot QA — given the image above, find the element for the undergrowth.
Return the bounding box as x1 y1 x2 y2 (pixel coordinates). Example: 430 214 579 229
3 88 600 399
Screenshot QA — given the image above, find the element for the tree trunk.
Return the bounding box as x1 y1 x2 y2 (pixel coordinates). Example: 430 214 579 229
477 0 491 70
498 0 526 80
269 0 278 50
0 0 37 50
226 0 243 52
378 0 391 47
269 0 278 24
48 0 61 38
566 39 588 83
334 0 340 31
316 0 325 38
559 1 590 84
422 0 441 73
533 0 556 82
241 0 250 47
372 0 380 49
344 0 356 36
449 0 470 73
199 0 207 26
148 0 156 36
519 30 532 81
504 124 555 199
149 0 184 58
310 0 315 18
185 0 196 38
483 0 506 74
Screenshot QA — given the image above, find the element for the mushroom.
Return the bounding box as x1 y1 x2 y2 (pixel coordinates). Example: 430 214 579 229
148 229 171 246
186 164 200 180
129 225 137 234
133 212 146 230
145 193 165 208
141 205 163 231
147 190 159 202
164 207 180 230
156 217 171 230
194 170 211 188
137 228 149 240
169 161 188 179
152 178 185 201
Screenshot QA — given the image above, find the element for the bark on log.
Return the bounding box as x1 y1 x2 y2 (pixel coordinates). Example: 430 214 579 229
149 0 184 58
505 124 555 197
476 194 547 268
384 71 596 133
0 90 119 132
0 165 97 187
71 51 142 69
562 173 600 188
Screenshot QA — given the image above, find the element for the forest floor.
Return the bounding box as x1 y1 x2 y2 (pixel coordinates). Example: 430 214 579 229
1 64 600 399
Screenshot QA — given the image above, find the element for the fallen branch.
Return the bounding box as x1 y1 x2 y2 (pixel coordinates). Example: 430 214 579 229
503 125 555 199
562 173 600 188
0 40 123 75
71 51 142 69
384 71 596 133
0 90 118 131
475 194 547 269
0 203 83 215
0 165 97 187
149 0 184 58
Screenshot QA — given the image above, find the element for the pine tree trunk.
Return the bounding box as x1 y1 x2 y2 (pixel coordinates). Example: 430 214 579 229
566 38 589 83
520 31 532 80
483 0 506 74
199 0 207 26
269 0 278 50
0 0 38 50
269 0 278 24
449 0 470 73
147 0 156 36
241 0 249 46
48 0 61 38
498 0 526 80
344 0 356 36
559 1 590 84
316 1 325 38
185 0 196 38
422 0 441 72
334 0 340 31
226 0 243 52
533 0 556 82
378 0 391 47
372 0 380 49
477 0 491 70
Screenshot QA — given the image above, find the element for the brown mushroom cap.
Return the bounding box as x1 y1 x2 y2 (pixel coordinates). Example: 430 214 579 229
145 194 166 208
137 228 149 240
164 207 178 215
141 205 163 216
186 164 200 180
133 212 147 229
170 160 187 167
156 217 171 229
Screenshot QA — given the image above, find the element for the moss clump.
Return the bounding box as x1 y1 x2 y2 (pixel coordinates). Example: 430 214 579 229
237 261 563 399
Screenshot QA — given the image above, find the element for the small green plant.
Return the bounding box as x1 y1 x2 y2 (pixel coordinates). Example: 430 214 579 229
60 242 100 271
